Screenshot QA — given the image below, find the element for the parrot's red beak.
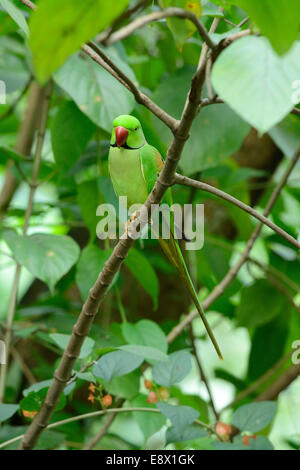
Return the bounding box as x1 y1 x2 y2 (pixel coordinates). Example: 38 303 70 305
115 126 129 147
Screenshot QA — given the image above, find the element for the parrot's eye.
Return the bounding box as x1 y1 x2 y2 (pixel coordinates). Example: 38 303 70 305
134 127 138 132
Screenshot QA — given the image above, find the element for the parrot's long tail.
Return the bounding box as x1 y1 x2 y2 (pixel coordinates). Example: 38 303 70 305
158 234 223 360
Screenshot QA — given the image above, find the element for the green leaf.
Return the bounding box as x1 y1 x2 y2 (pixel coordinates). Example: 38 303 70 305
122 320 168 356
0 49 28 93
124 249 159 310
211 37 300 134
202 3 224 18
236 279 285 328
3 231 80 293
54 52 135 132
51 101 95 174
131 394 166 440
0 404 19 423
49 333 95 360
76 245 117 300
77 179 99 240
214 435 274 450
236 0 300 55
170 386 209 422
157 402 199 433
0 145 24 163
152 350 192 387
232 401 277 433
248 313 288 381
0 0 29 37
105 370 140 400
269 114 300 158
118 345 168 363
153 67 250 174
23 380 53 396
160 0 202 49
20 389 66 413
93 350 143 382
29 0 129 82
166 424 206 444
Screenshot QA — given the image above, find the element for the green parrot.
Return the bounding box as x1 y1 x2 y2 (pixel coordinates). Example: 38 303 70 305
108 114 223 360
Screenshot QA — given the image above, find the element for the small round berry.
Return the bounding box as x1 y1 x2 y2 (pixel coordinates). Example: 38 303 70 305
147 391 158 404
102 394 113 407
216 421 232 437
158 387 169 400
144 379 153 390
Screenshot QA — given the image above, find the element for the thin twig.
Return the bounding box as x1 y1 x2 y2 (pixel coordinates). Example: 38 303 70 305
0 82 52 402
167 145 300 343
223 352 292 410
255 363 300 402
103 8 217 49
82 42 178 133
1 406 215 449
98 0 151 44
174 173 300 250
0 78 32 121
19 0 36 10
84 398 125 450
189 325 219 420
292 107 300 117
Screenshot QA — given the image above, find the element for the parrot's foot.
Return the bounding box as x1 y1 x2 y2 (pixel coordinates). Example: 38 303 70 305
125 211 140 236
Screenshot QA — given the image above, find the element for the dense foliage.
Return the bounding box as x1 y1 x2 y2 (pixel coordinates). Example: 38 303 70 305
0 0 299 451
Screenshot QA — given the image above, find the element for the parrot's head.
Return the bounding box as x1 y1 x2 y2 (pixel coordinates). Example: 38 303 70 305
111 115 145 149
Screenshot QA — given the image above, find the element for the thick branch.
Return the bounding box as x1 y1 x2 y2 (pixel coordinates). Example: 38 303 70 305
174 173 300 250
19 11 210 449
167 145 300 343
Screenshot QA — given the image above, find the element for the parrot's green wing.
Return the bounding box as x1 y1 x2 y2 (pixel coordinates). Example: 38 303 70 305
139 144 223 360
140 144 172 206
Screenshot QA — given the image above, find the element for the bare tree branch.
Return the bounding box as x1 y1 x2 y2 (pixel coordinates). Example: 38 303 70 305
0 77 32 122
98 0 151 44
82 42 179 133
189 325 219 420
3 406 216 449
174 173 300 250
84 398 125 450
224 352 292 410
167 145 300 343
102 8 217 49
255 363 300 402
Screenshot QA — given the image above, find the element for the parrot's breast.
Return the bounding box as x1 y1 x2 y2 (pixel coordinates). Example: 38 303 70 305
109 146 148 210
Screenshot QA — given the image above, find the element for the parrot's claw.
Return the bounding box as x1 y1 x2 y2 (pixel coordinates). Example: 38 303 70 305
125 211 140 236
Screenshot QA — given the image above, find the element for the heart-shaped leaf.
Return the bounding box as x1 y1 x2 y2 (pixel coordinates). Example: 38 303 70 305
29 0 129 82
93 350 144 382
212 37 300 134
54 52 136 133
3 231 80 293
